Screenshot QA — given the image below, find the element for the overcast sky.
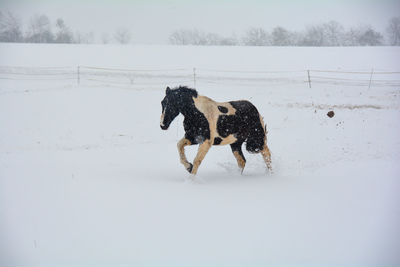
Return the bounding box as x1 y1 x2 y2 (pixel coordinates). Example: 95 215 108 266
1 0 399 44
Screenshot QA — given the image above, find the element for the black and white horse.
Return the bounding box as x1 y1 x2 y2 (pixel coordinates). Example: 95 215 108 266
160 86 272 175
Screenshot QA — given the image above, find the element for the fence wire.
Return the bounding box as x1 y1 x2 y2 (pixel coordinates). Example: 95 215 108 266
0 65 399 88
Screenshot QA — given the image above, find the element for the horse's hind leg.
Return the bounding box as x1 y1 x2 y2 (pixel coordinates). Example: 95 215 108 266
230 141 246 174
261 142 272 173
177 138 193 173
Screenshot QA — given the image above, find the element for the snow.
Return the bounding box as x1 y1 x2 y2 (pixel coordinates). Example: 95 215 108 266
1 44 400 266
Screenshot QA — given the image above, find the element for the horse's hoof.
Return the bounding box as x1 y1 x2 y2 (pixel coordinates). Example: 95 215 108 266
186 163 193 173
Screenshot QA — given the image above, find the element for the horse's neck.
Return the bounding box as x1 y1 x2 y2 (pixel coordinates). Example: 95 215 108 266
180 95 214 119
179 96 202 118
179 103 197 118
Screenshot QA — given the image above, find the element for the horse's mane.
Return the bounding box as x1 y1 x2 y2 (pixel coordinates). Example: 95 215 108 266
172 86 198 98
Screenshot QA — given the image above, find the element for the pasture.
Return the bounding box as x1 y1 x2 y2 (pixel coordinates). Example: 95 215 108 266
1 44 399 266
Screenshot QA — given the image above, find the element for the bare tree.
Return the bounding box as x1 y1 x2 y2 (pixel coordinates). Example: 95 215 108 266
271 26 293 46
169 29 190 45
54 18 73 43
219 35 238 46
387 17 400 46
101 32 110 44
322 21 344 46
300 25 325 46
242 27 270 46
183 29 202 45
290 31 303 46
26 14 54 43
272 23 344 46
0 11 23 42
74 31 94 44
201 32 238 46
169 29 219 45
180 29 207 45
167 22 385 47
114 28 131 44
357 25 383 46
203 32 221 45
169 29 238 45
343 27 362 46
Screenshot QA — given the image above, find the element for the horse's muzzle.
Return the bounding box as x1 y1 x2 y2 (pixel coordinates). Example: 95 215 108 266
160 124 169 130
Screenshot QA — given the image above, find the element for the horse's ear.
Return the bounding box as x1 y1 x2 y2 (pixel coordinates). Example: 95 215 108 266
166 86 171 94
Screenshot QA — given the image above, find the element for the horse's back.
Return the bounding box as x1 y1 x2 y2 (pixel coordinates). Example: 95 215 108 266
193 95 265 151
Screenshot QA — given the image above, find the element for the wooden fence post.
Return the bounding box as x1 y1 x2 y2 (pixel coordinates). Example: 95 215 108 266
307 70 311 88
368 68 374 89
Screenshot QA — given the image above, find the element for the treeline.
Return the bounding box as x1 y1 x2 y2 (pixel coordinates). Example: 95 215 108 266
1 10 399 46
0 11 131 44
170 18 400 46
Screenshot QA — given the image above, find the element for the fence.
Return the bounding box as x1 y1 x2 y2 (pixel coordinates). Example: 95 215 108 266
1 65 399 89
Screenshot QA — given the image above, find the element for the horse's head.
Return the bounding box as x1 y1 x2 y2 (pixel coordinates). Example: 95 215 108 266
160 86 180 130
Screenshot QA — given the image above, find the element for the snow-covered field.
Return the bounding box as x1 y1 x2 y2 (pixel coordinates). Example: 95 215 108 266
1 44 400 266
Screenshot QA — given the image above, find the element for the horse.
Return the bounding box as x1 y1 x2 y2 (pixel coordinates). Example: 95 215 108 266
160 86 272 175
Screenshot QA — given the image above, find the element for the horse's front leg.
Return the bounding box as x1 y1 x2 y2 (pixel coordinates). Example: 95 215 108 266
191 140 212 175
177 137 193 173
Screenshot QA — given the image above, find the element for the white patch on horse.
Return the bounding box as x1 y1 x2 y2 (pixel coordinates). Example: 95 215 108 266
160 110 165 127
193 95 237 144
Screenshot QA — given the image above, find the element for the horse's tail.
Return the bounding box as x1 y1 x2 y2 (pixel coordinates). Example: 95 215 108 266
245 112 266 154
